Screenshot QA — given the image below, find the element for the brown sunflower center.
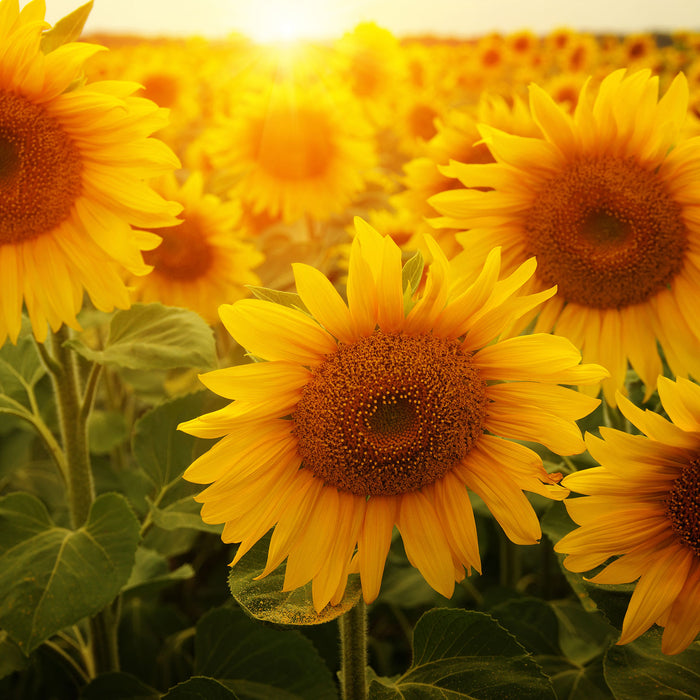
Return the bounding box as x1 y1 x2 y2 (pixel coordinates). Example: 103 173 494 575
143 217 213 280
292 331 489 497
665 457 700 556
251 109 335 180
0 90 83 245
525 155 688 309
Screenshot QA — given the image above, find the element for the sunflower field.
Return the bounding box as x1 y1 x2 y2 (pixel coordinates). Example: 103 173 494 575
1 1 700 698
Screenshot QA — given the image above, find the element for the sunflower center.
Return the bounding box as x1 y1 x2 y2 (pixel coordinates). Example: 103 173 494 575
252 109 335 180
665 457 700 556
292 331 489 497
143 217 213 280
0 90 83 245
525 156 688 309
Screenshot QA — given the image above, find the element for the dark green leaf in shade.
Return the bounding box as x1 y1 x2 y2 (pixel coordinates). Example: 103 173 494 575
66 303 216 372
121 547 194 598
81 671 160 700
0 492 139 653
194 605 337 699
368 608 556 699
40 2 94 53
489 597 561 656
0 317 45 404
227 533 362 626
248 286 309 314
604 629 700 699
550 600 615 666
151 497 224 534
545 656 612 700
0 631 28 679
132 391 213 496
542 502 634 630
163 676 239 700
88 409 129 455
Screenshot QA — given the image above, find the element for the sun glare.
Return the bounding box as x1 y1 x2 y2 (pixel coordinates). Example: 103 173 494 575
228 0 344 44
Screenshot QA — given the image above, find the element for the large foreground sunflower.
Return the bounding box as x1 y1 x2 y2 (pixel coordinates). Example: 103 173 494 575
430 69 700 404
180 219 607 611
555 377 700 654
0 0 181 344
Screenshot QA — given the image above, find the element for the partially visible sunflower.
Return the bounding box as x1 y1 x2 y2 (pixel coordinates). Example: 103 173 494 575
211 81 376 223
128 172 263 324
179 219 607 612
431 69 700 404
555 376 700 655
0 0 181 344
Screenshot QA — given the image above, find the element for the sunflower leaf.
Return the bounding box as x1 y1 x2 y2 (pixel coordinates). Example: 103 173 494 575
0 492 139 654
66 303 217 372
194 605 336 699
402 250 424 296
41 1 94 53
228 532 362 626
0 318 45 408
604 628 700 699
81 672 161 700
247 285 310 314
163 677 238 699
368 608 556 699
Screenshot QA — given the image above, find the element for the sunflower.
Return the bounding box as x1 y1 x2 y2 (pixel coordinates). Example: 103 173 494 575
128 172 264 324
430 69 700 405
0 0 181 345
179 219 607 611
555 377 700 654
210 80 376 223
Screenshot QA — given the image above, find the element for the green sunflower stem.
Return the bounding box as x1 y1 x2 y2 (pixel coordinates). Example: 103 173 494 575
47 326 94 529
339 598 368 700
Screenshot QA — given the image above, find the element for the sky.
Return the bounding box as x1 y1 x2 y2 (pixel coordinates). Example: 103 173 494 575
37 0 700 43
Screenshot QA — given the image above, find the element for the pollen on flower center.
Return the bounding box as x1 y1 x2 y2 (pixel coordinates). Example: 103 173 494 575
525 156 688 309
143 217 213 280
292 331 489 497
665 457 700 556
0 90 83 245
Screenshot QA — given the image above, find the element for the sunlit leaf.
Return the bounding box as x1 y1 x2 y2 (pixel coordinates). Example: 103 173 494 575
66 303 216 372
41 1 94 53
248 286 309 314
228 533 362 626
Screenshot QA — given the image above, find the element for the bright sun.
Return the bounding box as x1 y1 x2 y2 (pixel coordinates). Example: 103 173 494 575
227 0 348 43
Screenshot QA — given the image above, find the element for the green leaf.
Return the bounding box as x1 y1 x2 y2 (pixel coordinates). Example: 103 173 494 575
0 318 45 405
121 547 194 598
0 492 139 653
194 605 337 699
40 1 94 53
132 391 214 497
402 250 424 296
163 677 239 699
490 597 562 656
248 286 309 313
66 303 216 372
151 497 224 534
551 600 615 666
604 630 700 699
542 502 634 630
81 671 160 700
88 409 129 455
0 630 28 679
369 608 556 699
228 532 362 626
547 656 612 700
